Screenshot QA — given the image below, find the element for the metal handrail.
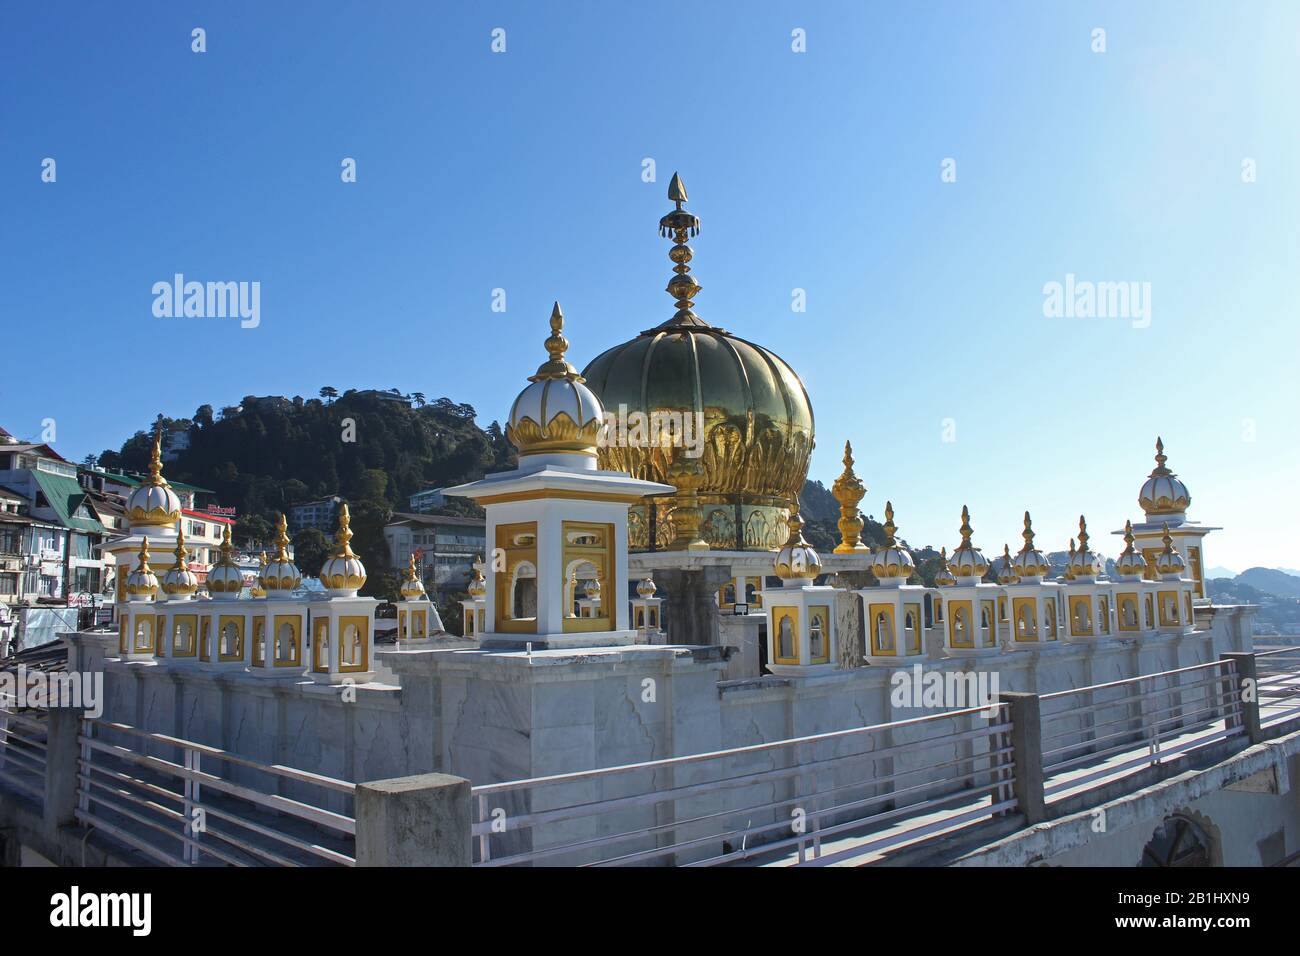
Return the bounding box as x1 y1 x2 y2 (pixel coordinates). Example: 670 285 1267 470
1038 658 1235 701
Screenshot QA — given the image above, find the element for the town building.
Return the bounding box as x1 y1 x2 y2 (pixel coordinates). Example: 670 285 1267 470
289 496 342 534
407 487 446 513
382 512 485 600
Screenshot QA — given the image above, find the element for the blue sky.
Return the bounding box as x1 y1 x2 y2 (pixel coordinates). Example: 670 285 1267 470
3 1 1297 571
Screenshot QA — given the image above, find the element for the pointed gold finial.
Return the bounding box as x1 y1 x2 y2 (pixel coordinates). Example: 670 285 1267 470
959 505 974 545
172 527 188 569
529 301 584 382
1077 515 1090 552
1122 519 1136 552
145 424 166 486
1161 520 1174 552
218 524 234 561
882 501 897 546
274 513 291 562
1150 436 1171 476
331 503 356 558
138 536 152 572
657 172 706 329
1021 511 1036 551
831 440 868 553
407 552 419 581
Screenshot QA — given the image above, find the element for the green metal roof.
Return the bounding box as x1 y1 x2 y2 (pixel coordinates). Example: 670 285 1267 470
89 468 212 495
32 471 108 534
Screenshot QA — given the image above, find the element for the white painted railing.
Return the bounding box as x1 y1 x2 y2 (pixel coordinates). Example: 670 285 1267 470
0 704 47 803
1255 646 1300 727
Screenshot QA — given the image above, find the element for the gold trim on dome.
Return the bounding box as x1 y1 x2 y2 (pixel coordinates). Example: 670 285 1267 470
399 553 426 599
947 505 990 578
161 528 198 596
127 426 183 528
250 551 268 599
774 511 822 580
124 538 159 598
1155 521 1187 576
207 525 245 594
1012 511 1051 578
263 514 303 592
466 556 487 598
1115 519 1149 577
870 501 915 580
1139 436 1191 515
935 547 957 587
997 544 1020 585
320 504 365 592
506 410 603 457
832 441 868 554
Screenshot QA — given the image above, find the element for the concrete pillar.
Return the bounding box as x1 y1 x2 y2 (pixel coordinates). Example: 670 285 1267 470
1220 651 1261 744
998 691 1046 825
355 772 472 866
43 705 82 835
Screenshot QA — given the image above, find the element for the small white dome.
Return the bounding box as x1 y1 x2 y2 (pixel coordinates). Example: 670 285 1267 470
1155 524 1187 577
870 502 915 581
506 303 606 457
161 532 198 597
1067 516 1104 579
319 504 364 595
127 430 181 529
1114 521 1149 579
1138 437 1191 516
947 506 990 579
124 540 159 598
774 512 822 582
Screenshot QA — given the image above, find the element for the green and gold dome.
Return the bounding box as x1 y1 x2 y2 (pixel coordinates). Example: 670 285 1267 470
581 174 815 552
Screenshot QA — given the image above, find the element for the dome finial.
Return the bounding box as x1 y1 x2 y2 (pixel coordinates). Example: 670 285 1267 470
1077 514 1090 552
1152 436 1169 475
882 501 897 546
959 505 974 545
146 424 165 485
173 527 187 568
1022 511 1036 549
1012 511 1050 579
274 514 291 561
332 503 357 558
658 173 706 328
529 301 583 382
831 441 867 553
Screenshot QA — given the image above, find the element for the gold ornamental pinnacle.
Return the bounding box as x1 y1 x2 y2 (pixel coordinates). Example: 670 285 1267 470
529 301 584 382
831 440 869 553
658 172 707 329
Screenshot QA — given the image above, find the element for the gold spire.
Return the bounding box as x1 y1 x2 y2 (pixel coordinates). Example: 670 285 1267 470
138 537 153 573
145 424 166 486
1077 515 1090 553
528 301 584 382
330 504 356 558
467 555 487 598
1123 519 1136 552
1021 511 1036 551
831 441 868 553
274 513 292 561
1065 538 1077 580
406 552 419 581
882 501 897 546
171 527 188 570
959 505 974 546
1150 436 1171 477
998 543 1019 584
657 172 706 328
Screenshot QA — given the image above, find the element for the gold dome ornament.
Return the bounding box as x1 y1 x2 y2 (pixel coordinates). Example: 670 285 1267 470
934 547 957 587
161 528 199 597
870 501 915 581
1011 511 1051 580
399 553 426 600
1114 520 1149 579
1063 540 1078 581
1155 522 1188 577
262 514 303 594
466 557 487 598
1139 436 1191 516
319 504 365 595
206 525 245 596
506 302 606 459
582 174 814 552
250 551 268 599
124 538 160 599
832 441 869 554
997 544 1020 585
1067 516 1104 579
636 576 658 599
947 506 990 579
126 426 183 529
774 511 823 582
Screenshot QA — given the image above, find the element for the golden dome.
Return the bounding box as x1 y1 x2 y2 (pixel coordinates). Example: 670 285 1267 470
399 553 426 600
636 576 658 598
250 551 268 598
774 512 822 582
319 505 364 595
1139 437 1191 516
161 529 198 597
466 558 487 598
1011 511 1051 579
934 547 957 587
1114 520 1149 579
126 427 182 529
507 302 605 459
1155 522 1187 577
947 506 990 579
996 545 1020 585
124 538 159 598
1067 516 1103 579
262 514 302 594
206 525 245 595
870 501 915 581
582 175 814 552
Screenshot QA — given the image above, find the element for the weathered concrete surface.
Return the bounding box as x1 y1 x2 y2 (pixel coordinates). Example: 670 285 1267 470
355 772 471 866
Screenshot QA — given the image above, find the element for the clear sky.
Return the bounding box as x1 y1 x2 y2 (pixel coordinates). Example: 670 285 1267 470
3 1 1297 572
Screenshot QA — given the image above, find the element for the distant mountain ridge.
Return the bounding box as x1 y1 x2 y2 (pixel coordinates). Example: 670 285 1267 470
1232 567 1300 599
